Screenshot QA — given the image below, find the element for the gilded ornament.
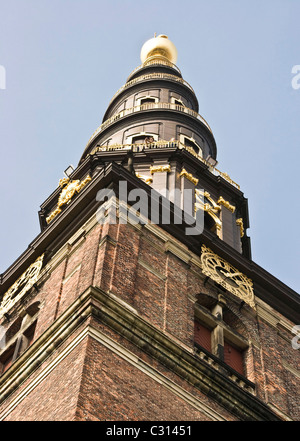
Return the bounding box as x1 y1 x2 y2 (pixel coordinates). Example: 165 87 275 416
195 190 222 237
46 175 92 224
236 218 244 237
0 254 44 317
217 196 235 213
219 172 240 190
135 173 153 185
179 168 199 185
200 245 255 308
150 164 171 174
140 35 178 65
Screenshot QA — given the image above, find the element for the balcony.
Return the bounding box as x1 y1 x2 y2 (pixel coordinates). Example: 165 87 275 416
126 58 182 81
90 139 240 190
86 102 213 149
108 72 195 107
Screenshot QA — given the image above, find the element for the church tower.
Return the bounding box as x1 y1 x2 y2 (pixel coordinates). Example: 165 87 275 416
0 35 299 421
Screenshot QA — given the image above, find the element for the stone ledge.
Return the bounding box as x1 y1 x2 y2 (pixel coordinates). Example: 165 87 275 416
0 285 281 421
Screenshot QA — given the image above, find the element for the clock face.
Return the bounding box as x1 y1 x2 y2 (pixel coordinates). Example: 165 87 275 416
0 254 44 317
201 245 255 308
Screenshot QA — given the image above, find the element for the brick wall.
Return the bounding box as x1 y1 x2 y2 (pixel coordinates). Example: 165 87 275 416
0 214 299 421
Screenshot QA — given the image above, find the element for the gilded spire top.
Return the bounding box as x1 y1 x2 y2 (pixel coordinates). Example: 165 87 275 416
140 34 178 65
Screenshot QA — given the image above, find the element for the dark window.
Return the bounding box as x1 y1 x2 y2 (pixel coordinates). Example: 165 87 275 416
0 344 16 374
184 137 200 155
224 340 244 375
140 98 156 105
23 321 37 348
194 319 212 352
0 306 39 376
174 99 183 106
6 317 22 342
132 135 156 145
132 135 147 144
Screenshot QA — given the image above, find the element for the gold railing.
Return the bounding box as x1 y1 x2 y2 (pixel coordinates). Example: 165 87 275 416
108 72 195 107
184 145 240 189
90 139 240 190
90 139 182 155
127 59 182 80
86 102 212 148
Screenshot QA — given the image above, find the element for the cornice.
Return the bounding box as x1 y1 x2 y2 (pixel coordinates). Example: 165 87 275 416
0 162 299 324
103 75 199 122
81 107 216 161
0 286 281 421
126 63 182 83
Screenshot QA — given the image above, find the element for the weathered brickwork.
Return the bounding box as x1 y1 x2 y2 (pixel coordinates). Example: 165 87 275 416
2 334 88 421
74 335 232 421
1 34 299 422
0 214 299 421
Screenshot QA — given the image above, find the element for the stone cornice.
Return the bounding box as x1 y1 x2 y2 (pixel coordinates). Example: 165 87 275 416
103 74 199 124
0 162 299 324
0 286 281 421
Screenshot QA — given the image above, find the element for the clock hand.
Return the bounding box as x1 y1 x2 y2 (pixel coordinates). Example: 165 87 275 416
220 270 243 278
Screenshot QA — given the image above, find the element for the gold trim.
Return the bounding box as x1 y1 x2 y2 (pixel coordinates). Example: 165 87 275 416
236 218 244 237
150 164 171 174
108 72 194 106
217 196 235 213
89 140 240 190
200 245 255 308
58 177 69 188
180 168 199 185
218 172 240 190
195 190 222 238
135 173 153 184
127 59 182 81
46 175 92 224
0 254 44 317
86 102 212 148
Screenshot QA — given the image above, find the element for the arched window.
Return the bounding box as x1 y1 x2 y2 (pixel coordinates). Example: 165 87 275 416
140 97 156 105
126 132 159 147
170 97 185 107
184 137 201 156
136 95 158 107
180 134 203 158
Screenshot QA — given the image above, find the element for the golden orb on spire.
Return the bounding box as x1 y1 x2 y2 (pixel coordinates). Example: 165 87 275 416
140 34 178 65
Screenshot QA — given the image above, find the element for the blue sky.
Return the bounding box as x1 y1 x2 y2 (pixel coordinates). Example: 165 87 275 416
0 0 299 293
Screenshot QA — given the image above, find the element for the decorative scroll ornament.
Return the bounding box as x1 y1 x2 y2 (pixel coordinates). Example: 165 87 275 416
218 172 240 190
135 173 153 185
217 196 235 213
195 190 222 237
179 168 199 185
46 175 92 224
150 164 171 174
200 245 255 308
0 254 44 317
236 218 244 237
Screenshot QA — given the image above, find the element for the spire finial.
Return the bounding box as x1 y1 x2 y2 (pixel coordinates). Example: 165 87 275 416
140 34 177 64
